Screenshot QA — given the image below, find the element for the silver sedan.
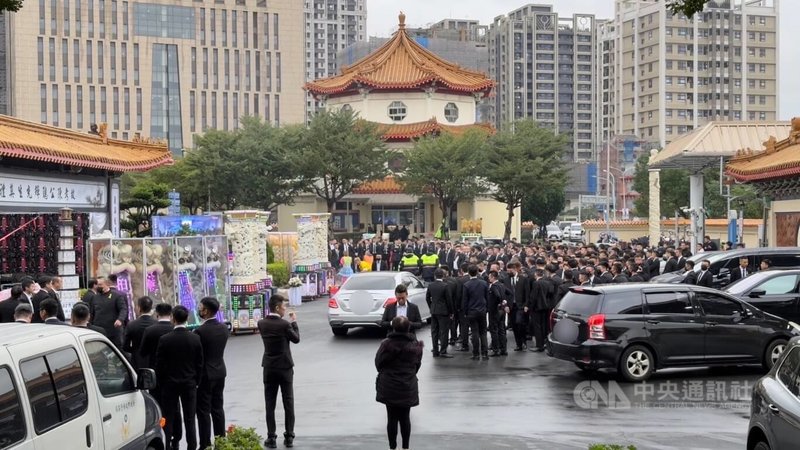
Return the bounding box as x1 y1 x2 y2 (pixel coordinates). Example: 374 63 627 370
327 272 431 336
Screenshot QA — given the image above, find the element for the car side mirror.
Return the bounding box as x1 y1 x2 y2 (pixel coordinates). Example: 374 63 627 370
749 290 766 298
136 368 157 390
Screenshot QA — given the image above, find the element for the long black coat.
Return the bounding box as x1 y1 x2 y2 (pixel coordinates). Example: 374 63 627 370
375 332 423 408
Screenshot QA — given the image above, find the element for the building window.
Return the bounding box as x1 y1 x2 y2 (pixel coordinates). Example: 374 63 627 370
40 84 47 123
75 0 81 36
73 39 81 82
276 52 281 92
213 48 219 89
223 92 228 130
100 86 106 122
77 85 83 129
48 38 55 81
210 8 216 45
122 1 129 39
110 42 116 84
202 48 208 89
97 41 104 83
150 44 183 154
444 102 459 123
133 4 195 39
233 92 238 128
37 38 44 81
201 91 207 129
232 10 237 47
191 47 197 88
51 84 59 126
113 87 119 128
190 90 196 131
224 49 229 89
273 13 279 50
88 0 94 37
111 0 118 39
136 88 142 130
61 39 68 81
234 50 240 90
255 52 260 90
121 42 127 84
200 8 206 44
245 50 251 90
211 92 217 128
264 94 270 122
39 0 45 34
275 94 279 125
124 87 130 129
89 86 96 124
222 10 227 46
388 101 407 122
99 0 105 38
64 0 70 36
50 0 56 34
263 12 269 49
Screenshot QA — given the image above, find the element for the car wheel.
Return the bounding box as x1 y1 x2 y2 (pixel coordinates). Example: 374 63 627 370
753 441 770 450
763 338 788 370
619 345 654 382
331 327 348 337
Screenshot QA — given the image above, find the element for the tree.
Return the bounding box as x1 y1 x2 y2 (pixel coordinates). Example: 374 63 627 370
292 109 389 219
522 188 565 240
120 178 171 237
666 0 711 17
399 130 489 231
188 116 305 211
485 120 569 240
0 1 24 13
147 158 206 214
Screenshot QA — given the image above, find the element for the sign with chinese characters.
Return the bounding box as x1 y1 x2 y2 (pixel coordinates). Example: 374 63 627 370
111 183 120 237
0 172 107 209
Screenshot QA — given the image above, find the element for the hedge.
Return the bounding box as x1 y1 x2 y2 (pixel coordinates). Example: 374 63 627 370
267 262 289 287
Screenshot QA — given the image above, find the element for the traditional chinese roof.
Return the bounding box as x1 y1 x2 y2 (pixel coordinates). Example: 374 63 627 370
378 118 494 141
353 176 404 194
726 118 800 183
648 120 791 171
581 218 762 229
304 13 494 97
0 115 173 172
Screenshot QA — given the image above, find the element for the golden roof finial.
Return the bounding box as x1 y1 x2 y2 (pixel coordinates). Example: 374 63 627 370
399 11 406 29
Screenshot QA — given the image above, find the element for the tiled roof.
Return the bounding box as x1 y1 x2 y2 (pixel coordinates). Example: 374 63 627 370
353 176 404 194
726 118 800 182
582 218 762 228
305 13 494 96
0 115 173 172
378 119 494 141
648 120 791 171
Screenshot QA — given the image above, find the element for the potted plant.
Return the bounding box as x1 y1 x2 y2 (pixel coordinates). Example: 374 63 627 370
288 276 303 306
212 425 263 450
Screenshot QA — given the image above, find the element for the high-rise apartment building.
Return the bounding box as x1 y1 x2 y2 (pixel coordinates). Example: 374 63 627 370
598 0 779 150
0 0 305 155
304 0 366 120
488 5 599 162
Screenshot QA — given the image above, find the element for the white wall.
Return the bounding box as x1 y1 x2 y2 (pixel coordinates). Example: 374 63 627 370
327 91 477 125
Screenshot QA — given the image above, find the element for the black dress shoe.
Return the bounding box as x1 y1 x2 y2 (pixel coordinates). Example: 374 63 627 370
490 351 501 357
530 347 544 353
432 353 440 358
481 355 490 361
513 347 523 352
500 351 508 356
265 437 277 448
470 355 480 360
458 347 470 352
439 353 454 358
284 433 295 448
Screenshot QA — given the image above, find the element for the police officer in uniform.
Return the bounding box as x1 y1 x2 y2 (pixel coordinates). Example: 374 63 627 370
419 248 439 282
399 249 421 276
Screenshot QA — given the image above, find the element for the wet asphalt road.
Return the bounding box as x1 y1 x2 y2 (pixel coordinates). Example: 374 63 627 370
219 297 756 449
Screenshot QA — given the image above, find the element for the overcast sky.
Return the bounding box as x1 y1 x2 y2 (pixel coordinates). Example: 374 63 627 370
366 0 798 120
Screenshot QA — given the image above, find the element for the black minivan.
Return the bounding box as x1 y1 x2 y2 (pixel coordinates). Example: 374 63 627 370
547 284 800 381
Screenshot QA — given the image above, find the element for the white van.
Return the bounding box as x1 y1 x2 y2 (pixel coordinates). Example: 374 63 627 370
0 324 164 450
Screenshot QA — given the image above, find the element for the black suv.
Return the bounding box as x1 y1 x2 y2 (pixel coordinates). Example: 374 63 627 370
547 284 799 381
650 247 800 289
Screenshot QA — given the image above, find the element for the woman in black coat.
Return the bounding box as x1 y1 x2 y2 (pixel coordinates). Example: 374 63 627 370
375 316 423 450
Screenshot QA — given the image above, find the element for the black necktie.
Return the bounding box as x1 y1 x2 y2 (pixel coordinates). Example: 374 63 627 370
742 268 746 278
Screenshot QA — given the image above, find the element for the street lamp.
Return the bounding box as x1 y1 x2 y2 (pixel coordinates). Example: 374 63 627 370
602 170 617 220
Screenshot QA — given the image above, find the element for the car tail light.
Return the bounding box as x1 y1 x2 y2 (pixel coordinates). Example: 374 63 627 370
329 285 340 296
383 297 397 308
328 297 339 309
549 309 556 331
587 314 606 340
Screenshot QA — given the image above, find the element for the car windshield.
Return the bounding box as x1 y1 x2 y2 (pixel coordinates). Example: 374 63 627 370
341 275 397 291
557 290 601 316
547 226 559 231
570 225 581 230
723 274 763 295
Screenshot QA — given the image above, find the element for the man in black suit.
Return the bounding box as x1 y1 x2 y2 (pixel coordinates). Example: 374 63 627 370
663 249 679 274
596 263 613 285
676 250 690 273
31 275 65 323
504 262 529 352
329 239 341 269
89 277 128 347
0 286 22 323
156 305 203 450
195 297 230 450
526 269 550 352
729 257 752 284
487 270 511 357
381 284 423 333
258 294 300 449
13 303 33 323
40 298 67 325
139 303 183 450
462 265 489 360
646 250 661 278
696 260 714 288
372 254 388 272
123 296 156 370
682 260 698 285
611 262 629 284
82 278 100 305
70 303 106 333
426 269 453 358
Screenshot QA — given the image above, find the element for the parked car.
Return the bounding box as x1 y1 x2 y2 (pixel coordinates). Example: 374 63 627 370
0 324 163 449
650 248 800 289
724 269 800 324
545 224 562 241
567 223 586 242
748 336 800 450
328 272 431 336
547 284 799 381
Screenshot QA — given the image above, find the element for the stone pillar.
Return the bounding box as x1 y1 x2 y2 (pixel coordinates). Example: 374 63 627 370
648 169 661 245
224 210 270 286
689 173 705 253
57 208 80 320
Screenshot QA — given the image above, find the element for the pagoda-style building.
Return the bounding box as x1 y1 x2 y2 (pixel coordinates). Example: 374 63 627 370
726 117 800 247
278 13 519 238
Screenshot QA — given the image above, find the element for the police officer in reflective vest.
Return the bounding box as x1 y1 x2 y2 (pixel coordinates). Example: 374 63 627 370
420 249 439 282
399 251 421 276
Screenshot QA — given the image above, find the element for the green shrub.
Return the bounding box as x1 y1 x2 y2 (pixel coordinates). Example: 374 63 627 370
589 445 637 450
211 426 263 450
267 262 289 287
266 243 275 264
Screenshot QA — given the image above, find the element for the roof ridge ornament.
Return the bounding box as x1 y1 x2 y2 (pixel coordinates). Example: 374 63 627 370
399 11 406 30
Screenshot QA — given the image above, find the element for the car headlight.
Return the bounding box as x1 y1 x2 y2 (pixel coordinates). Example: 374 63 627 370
788 321 800 333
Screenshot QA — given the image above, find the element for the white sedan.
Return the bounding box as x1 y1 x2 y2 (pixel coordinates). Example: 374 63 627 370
327 272 431 336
